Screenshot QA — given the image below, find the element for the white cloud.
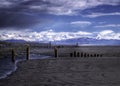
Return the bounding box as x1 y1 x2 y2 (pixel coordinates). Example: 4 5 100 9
94 24 120 28
28 0 120 15
0 30 92 42
84 12 120 18
0 29 120 41
0 0 13 7
71 21 92 27
47 7 76 16
97 30 120 40
0 0 119 16
98 30 114 35
98 21 106 24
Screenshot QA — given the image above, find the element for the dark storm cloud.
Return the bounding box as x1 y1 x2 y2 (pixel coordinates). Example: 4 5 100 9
0 0 120 14
0 12 42 29
0 0 58 14
0 0 51 29
0 0 120 29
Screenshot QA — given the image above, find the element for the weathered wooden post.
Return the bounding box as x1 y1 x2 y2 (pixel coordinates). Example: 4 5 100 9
77 52 80 57
81 52 83 57
84 53 87 57
87 54 89 57
74 51 76 57
94 54 96 57
11 49 15 63
54 47 58 58
26 45 30 60
70 53 73 57
90 54 93 57
97 54 99 57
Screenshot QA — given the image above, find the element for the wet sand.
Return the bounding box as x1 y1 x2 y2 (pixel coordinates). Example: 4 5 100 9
0 57 120 86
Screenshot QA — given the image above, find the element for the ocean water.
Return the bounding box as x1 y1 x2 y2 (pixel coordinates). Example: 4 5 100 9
0 54 51 79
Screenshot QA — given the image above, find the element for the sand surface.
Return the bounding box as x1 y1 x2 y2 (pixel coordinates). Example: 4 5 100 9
0 57 120 86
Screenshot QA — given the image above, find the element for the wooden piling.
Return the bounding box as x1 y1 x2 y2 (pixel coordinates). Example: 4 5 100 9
11 49 15 63
77 52 80 57
94 54 96 57
87 54 89 57
26 45 30 60
70 53 73 57
90 54 93 57
74 51 76 57
97 54 99 57
54 47 58 58
84 53 87 57
81 52 83 57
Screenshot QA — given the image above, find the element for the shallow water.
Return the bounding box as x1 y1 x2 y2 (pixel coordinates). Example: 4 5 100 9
0 54 51 79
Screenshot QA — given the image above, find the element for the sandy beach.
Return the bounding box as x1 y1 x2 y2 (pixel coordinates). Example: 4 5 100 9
0 42 120 86
0 57 120 86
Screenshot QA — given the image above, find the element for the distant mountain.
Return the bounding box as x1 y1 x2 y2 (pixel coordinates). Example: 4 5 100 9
55 37 120 45
5 39 26 43
4 38 120 45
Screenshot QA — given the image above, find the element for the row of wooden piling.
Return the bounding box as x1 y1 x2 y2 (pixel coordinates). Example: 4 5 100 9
11 45 30 63
11 45 57 63
54 48 103 58
70 51 103 57
11 46 103 63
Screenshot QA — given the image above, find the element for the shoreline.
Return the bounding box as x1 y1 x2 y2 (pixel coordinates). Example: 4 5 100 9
0 55 52 79
0 59 24 79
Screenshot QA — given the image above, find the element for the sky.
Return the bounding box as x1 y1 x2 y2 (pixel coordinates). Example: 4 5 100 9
0 0 120 42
